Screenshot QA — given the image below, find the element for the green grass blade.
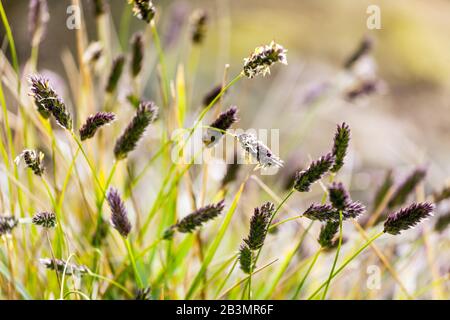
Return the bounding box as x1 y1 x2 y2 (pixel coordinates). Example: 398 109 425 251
185 178 247 299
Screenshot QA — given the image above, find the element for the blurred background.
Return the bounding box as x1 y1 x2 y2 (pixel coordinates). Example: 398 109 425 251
3 0 450 184
1 0 449 298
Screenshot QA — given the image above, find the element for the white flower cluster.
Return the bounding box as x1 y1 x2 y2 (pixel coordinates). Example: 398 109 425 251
238 133 283 169
243 41 288 78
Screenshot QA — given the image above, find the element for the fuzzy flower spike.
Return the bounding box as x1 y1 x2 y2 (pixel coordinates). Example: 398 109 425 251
239 202 275 274
303 182 365 221
163 200 225 239
39 258 89 276
383 202 434 235
129 0 155 23
243 202 274 250
190 9 208 44
32 211 57 229
203 106 238 148
243 41 287 78
0 216 18 236
388 167 427 209
330 123 350 173
106 55 125 93
79 112 116 141
294 153 335 192
238 133 283 169
131 32 144 77
114 101 158 160
29 75 72 130
318 221 340 249
15 149 45 176
107 188 132 237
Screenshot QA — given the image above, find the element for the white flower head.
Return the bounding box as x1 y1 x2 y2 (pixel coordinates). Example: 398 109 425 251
243 41 288 78
238 133 283 169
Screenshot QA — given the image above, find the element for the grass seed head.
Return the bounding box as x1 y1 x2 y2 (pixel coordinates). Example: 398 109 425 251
388 167 427 209
0 216 18 236
91 217 109 247
373 170 394 209
129 0 155 23
39 258 89 276
190 9 208 44
344 35 373 69
239 244 253 274
433 185 450 203
202 84 223 107
294 153 335 192
304 203 339 222
329 182 350 211
114 101 158 160
434 211 450 233
330 122 350 173
83 41 103 64
32 211 56 229
106 55 125 93
318 221 340 249
107 188 132 237
244 202 274 250
203 106 238 148
345 79 382 101
92 0 107 17
135 287 152 300
243 41 287 78
164 200 225 238
79 112 116 141
383 202 434 235
131 32 144 77
16 149 45 176
29 75 72 130
342 201 366 220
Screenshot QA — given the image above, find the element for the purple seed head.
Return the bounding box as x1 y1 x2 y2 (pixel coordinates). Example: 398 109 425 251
383 202 434 235
107 188 132 237
79 112 116 141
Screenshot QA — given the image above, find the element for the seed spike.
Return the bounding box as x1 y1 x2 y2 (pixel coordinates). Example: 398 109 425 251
294 153 335 192
107 188 132 237
318 221 340 249
163 200 225 239
32 211 57 229
388 167 427 209
190 9 208 44
16 149 45 176
328 182 350 211
128 0 155 23
106 55 125 93
383 202 434 235
239 244 252 274
39 258 89 276
28 75 72 130
203 106 238 148
79 112 116 141
131 32 144 77
114 101 158 160
243 202 274 250
243 41 287 78
0 216 18 236
330 122 350 173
